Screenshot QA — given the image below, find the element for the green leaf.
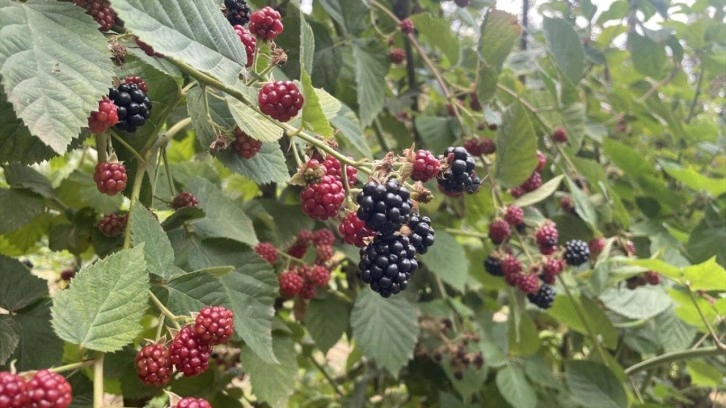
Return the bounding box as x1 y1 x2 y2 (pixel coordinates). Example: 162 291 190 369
628 32 668 79
660 162 726 197
0 90 57 165
508 310 540 356
159 271 226 318
599 285 672 320
351 289 420 375
6 301 63 371
318 0 368 36
186 178 257 246
513 175 564 207
479 10 521 71
301 71 334 139
566 177 598 230
51 246 149 352
476 64 499 105
129 203 179 281
0 1 114 153
656 306 697 353
421 231 469 291
0 315 19 365
353 44 388 127
547 295 618 348
0 254 47 312
682 257 726 291
306 295 351 354
495 103 537 187
686 360 723 388
415 116 457 156
3 164 55 199
299 12 315 75
412 14 460 63
0 189 45 234
565 360 627 408
496 364 536 408
688 214 726 267
240 336 297 407
111 0 247 85
560 103 586 151
324 91 372 158
226 94 284 143
542 17 585 84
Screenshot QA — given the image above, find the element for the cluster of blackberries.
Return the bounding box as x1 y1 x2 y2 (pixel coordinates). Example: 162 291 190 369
135 306 234 384
510 150 547 198
437 147 482 195
417 319 483 380
626 271 661 289
463 137 496 156
0 369 72 408
87 76 152 135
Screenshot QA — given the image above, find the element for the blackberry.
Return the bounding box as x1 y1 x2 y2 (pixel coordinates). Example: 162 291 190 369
108 82 152 133
300 175 345 221
122 75 148 93
484 255 503 276
249 7 284 41
74 0 116 32
399 18 414 34
135 344 172 386
88 97 118 134
233 25 256 68
358 233 418 298
339 212 375 248
551 127 568 143
312 229 335 246
527 285 555 309
175 397 211 408
488 219 511 245
356 179 413 234
389 48 406 64
0 371 29 408
454 0 471 7
535 150 547 172
224 0 251 26
564 240 590 266
437 147 481 195
231 127 262 159
254 242 278 265
194 306 235 345
258 81 304 122
469 92 482 111
169 326 211 377
406 214 435 254
521 171 542 192
172 192 199 209
94 162 127 195
278 270 304 297
410 149 440 182
97 212 127 237
27 370 72 408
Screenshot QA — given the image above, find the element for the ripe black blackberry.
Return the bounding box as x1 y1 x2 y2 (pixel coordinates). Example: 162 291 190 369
356 179 413 234
527 285 555 309
358 233 418 297
484 255 503 276
406 214 435 254
564 239 590 266
108 82 152 133
224 0 251 26
437 147 481 195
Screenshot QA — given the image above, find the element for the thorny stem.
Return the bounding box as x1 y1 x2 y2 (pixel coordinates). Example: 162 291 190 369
624 346 724 376
556 274 611 367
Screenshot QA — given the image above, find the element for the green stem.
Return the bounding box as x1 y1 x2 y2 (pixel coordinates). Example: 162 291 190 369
445 228 487 239
685 65 703 124
687 288 726 350
109 131 146 164
310 356 344 398
556 275 611 367
148 290 181 329
624 346 724 376
122 162 147 250
95 134 108 163
50 360 95 373
155 314 166 341
93 353 104 408
162 147 176 197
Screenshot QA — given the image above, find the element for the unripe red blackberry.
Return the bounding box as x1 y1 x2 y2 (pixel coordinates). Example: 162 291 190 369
231 127 262 159
94 161 127 195
469 92 482 111
88 97 119 134
258 81 304 122
60 268 76 281
535 150 547 172
299 283 317 300
27 370 72 408
315 244 334 263
313 229 335 246
254 242 278 265
516 273 540 294
644 271 661 285
399 18 414 34
135 344 172 386
560 195 576 214
169 326 211 377
233 25 256 68
463 138 495 156
410 149 440 182
287 239 309 258
521 171 542 192
307 265 331 288
300 176 345 221
249 7 284 41
500 254 522 276
194 305 235 345
389 48 406 64
588 237 606 257
339 212 374 247
535 222 559 248
136 38 163 57
509 186 525 198
175 397 211 408
74 0 116 32
503 205 524 227
551 127 568 143
97 212 127 237
172 192 200 209
540 257 564 284
122 75 148 93
488 219 511 245
297 229 314 244
313 153 359 184
0 371 29 408
278 270 304 297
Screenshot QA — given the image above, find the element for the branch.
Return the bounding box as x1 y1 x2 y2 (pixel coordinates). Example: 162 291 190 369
625 346 724 376
685 65 704 124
